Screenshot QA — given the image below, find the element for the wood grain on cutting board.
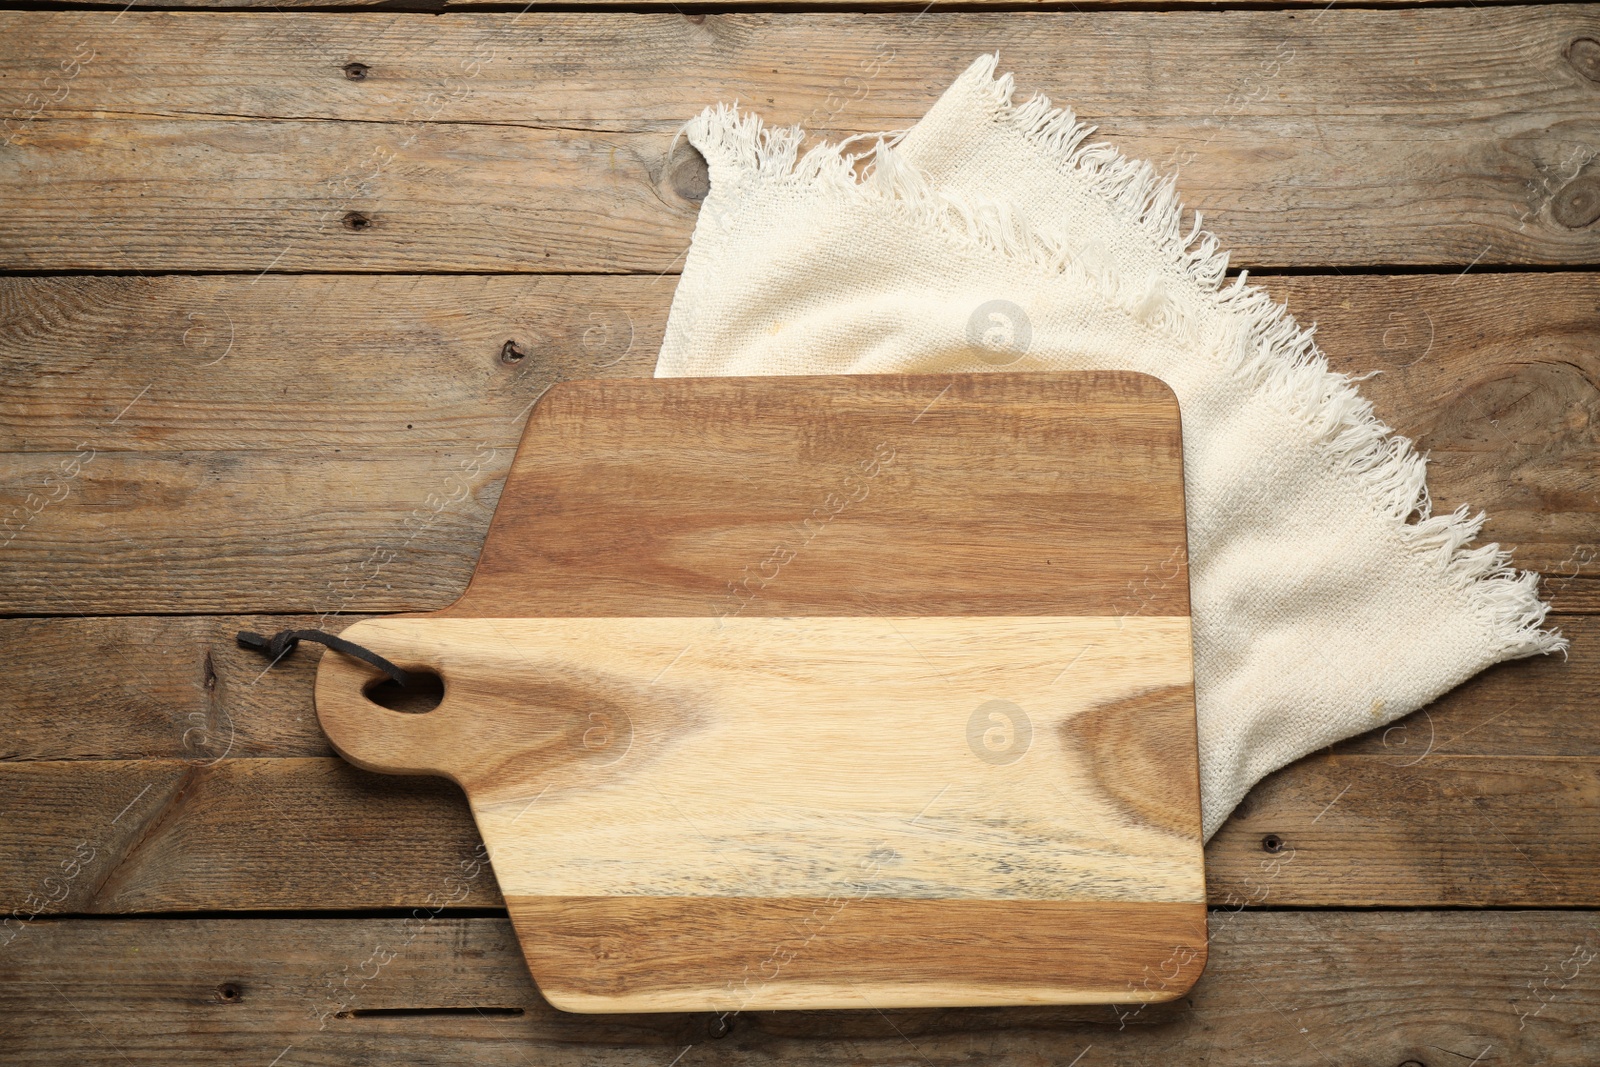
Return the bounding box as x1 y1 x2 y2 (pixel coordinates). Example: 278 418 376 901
313 371 1205 1011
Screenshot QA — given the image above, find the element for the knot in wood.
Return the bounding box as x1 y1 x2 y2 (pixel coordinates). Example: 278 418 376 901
1551 173 1600 229
1567 37 1600 83
666 142 710 204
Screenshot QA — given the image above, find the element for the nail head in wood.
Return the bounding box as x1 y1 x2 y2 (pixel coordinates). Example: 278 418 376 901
343 62 370 81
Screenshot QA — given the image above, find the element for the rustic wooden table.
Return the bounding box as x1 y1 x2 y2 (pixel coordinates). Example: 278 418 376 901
2 5 1598 1064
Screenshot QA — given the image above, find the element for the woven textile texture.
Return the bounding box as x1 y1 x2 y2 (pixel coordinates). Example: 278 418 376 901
655 55 1566 838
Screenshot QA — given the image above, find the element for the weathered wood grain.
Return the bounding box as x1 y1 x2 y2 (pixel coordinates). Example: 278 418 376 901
7 612 1594 763
1208 752 1600 908
3 751 1597 912
0 615 368 763
3 272 1596 613
0 758 501 913
0 117 696 273
7 0 1490 8
3 912 1597 1064
0 447 502 614
0 274 654 453
20 10 1599 131
2 11 1600 268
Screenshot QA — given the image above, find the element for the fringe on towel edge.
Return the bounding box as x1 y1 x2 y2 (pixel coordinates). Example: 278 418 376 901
679 55 1567 663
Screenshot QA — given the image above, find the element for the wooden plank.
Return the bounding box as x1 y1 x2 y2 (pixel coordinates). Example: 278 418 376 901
3 751 1597 912
0 615 351 762
7 10 1596 144
0 274 657 453
0 117 692 273
0 447 499 614
3 10 1600 269
3 271 1596 613
3 912 1597 1063
0 758 502 914
9 0 1482 8
1206 752 1600 908
7 612 1595 763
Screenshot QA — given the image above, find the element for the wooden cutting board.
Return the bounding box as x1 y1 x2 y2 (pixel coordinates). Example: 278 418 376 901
313 371 1207 1013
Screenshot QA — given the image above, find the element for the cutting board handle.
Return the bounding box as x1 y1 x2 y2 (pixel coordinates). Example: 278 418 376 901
312 622 464 781
311 618 647 792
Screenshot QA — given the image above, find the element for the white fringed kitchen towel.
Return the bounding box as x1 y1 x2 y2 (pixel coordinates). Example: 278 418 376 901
656 54 1566 839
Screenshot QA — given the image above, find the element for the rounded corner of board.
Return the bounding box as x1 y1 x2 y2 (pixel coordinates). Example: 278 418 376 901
1115 369 1180 401
1131 902 1210 1002
524 980 607 1016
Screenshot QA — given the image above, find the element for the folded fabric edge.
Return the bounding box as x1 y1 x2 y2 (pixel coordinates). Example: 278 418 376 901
672 60 1568 669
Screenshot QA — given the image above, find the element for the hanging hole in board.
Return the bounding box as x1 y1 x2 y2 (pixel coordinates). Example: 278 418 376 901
364 670 445 714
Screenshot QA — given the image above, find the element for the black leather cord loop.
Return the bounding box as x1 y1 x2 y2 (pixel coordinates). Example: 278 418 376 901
236 628 411 687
